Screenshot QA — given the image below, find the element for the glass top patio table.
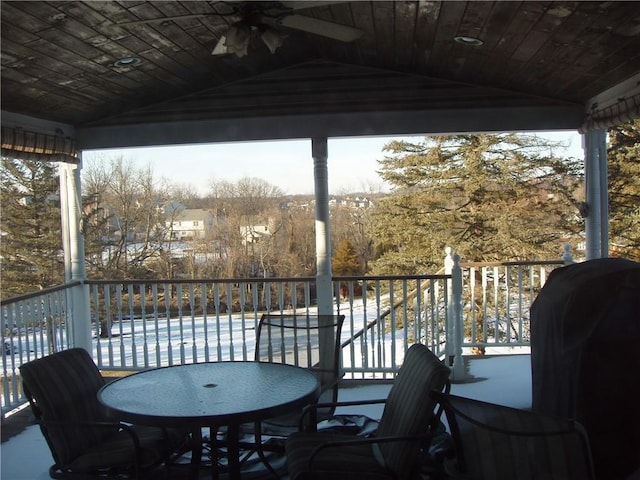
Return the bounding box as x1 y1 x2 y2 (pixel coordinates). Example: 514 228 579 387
98 361 320 479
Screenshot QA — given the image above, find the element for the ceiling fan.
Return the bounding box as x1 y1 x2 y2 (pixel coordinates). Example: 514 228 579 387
119 1 364 58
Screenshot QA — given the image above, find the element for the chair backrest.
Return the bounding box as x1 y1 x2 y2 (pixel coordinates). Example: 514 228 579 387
375 343 451 478
255 314 344 404
19 348 110 469
432 392 596 480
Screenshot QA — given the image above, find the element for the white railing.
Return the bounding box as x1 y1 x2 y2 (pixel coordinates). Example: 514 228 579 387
1 251 570 416
85 274 450 380
459 260 565 350
1 282 77 415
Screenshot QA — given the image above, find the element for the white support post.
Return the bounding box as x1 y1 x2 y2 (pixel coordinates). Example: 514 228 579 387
59 164 72 283
312 137 334 375
444 247 465 380
444 247 454 364
312 137 333 315
450 253 465 381
60 160 91 352
583 130 609 259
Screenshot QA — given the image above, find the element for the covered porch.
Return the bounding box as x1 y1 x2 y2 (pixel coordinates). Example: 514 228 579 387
3 0 637 385
2 2 640 479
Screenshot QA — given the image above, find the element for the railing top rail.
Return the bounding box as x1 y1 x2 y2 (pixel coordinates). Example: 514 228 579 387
335 274 450 281
83 274 450 286
459 260 565 268
85 277 316 285
0 280 82 306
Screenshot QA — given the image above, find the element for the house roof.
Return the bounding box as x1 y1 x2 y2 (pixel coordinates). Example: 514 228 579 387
1 1 639 154
175 208 212 222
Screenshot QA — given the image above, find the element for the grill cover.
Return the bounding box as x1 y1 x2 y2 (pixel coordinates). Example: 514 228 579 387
530 258 640 480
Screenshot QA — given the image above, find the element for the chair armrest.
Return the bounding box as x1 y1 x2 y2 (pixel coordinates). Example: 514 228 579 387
36 419 146 476
307 432 431 470
37 419 144 449
37 418 131 431
299 399 387 431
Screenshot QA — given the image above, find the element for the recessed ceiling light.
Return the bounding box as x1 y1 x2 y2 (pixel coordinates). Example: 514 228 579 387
48 13 66 23
454 36 484 46
113 57 142 68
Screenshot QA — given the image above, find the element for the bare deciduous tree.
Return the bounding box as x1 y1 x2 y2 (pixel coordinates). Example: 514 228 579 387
83 157 172 279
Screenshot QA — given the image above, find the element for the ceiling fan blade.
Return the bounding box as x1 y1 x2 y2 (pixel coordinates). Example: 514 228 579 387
212 36 228 55
264 14 363 42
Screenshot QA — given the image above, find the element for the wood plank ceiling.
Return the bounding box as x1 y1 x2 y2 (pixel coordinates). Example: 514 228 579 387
1 1 640 150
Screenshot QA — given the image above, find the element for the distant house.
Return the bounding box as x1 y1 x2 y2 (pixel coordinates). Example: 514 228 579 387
166 209 214 240
240 224 272 245
328 195 374 209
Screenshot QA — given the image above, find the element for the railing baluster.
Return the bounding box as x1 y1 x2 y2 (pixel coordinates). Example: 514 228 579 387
213 283 222 361
189 283 197 363
176 283 185 364
164 283 174 366
104 285 114 368
53 290 65 353
414 279 422 346
3 304 17 410
140 283 148 368
114 286 124 366
303 281 311 317
470 266 477 346
493 266 499 345
226 283 234 360
401 279 408 353
152 283 161 367
26 298 36 361
127 284 136 368
39 293 48 356
277 282 285 312
202 281 211 363
375 279 382 378
505 265 511 343
91 285 101 367
481 266 488 344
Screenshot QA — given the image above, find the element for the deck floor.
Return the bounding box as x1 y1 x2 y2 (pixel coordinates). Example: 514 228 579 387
1 354 531 480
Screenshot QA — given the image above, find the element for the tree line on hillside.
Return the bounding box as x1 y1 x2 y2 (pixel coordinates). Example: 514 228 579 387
2 124 639 297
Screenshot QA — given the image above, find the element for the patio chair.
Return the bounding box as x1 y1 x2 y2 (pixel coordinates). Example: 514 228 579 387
19 348 190 479
431 391 596 480
235 314 345 475
285 343 451 480
254 314 346 435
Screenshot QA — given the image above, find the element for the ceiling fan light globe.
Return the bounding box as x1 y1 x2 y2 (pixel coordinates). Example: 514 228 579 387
261 27 283 54
226 23 251 57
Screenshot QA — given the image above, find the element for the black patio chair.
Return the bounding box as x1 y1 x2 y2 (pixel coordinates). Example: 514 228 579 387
431 391 596 480
19 348 190 479
254 314 345 435
235 314 345 475
285 343 451 480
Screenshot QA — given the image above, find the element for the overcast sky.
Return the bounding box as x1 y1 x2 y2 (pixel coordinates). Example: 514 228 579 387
82 131 583 196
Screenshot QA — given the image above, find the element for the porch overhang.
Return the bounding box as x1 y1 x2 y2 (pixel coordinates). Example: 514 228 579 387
75 104 585 150
1 2 639 150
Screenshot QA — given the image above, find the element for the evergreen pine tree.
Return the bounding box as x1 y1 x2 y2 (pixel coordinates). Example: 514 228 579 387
1 158 64 296
369 134 584 274
608 119 640 261
332 238 361 275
